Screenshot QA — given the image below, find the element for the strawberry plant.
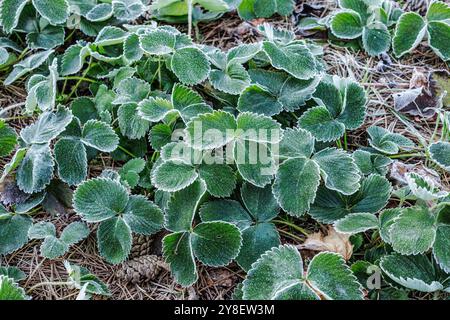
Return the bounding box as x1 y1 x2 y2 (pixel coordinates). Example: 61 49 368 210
237 0 295 20
393 1 450 61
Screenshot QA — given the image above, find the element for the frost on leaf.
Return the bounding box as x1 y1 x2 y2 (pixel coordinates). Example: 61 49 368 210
367 126 415 155
0 120 17 157
0 275 29 300
429 141 450 172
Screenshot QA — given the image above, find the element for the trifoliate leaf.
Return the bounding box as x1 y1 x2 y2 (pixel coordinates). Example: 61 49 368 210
380 254 443 292
367 126 415 155
236 222 280 272
73 177 129 223
389 206 436 255
163 231 197 287
262 41 317 80
198 164 236 197
330 10 363 39
64 261 111 296
241 182 279 222
406 172 449 200
352 149 392 176
28 221 55 239
334 212 379 234
310 174 391 223
273 157 321 217
26 25 65 50
40 236 69 259
234 139 277 187
312 147 361 195
185 110 236 150
122 195 163 235
392 12 426 58
5 49 53 85
32 0 69 25
278 127 315 159
86 3 113 22
0 0 29 33
61 43 90 76
199 199 252 230
242 245 312 300
0 214 32 255
209 63 250 95
306 252 363 300
118 103 150 139
118 158 146 188
112 0 145 21
20 107 73 145
362 24 391 56
140 29 176 55
54 138 87 186
60 221 90 245
165 180 207 232
171 47 211 85
81 120 119 152
16 143 54 194
191 221 242 267
429 141 450 172
97 216 132 264
0 276 29 300
0 120 17 157
298 106 346 142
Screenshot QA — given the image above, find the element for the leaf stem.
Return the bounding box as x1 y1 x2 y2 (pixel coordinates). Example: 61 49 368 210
278 229 304 242
273 219 309 236
118 145 136 158
62 76 96 83
27 281 71 293
389 153 424 159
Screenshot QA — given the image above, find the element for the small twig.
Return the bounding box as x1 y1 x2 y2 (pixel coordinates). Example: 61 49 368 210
0 102 25 118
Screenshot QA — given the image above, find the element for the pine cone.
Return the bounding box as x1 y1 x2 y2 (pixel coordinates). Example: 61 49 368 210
130 234 154 258
116 255 169 284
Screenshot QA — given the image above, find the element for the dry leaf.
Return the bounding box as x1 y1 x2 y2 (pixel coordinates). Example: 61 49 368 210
390 161 443 187
298 226 353 260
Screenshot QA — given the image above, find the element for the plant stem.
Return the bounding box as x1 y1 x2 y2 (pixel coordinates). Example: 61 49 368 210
187 0 193 38
118 145 136 158
273 219 309 236
389 153 424 159
27 281 71 293
62 76 96 83
278 229 304 242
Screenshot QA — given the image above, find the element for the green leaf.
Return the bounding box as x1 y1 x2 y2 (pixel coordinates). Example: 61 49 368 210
73 177 129 223
241 182 279 222
95 26 127 46
428 21 450 61
122 195 164 235
28 221 55 239
389 206 436 255
54 138 87 186
237 85 283 116
191 221 242 266
198 164 236 197
26 25 65 50
97 216 132 264
200 199 252 230
25 58 58 113
236 223 280 271
118 158 146 188
429 142 450 171
312 147 361 195
123 33 143 62
0 0 29 33
392 12 426 58
426 1 450 21
352 149 391 176
17 143 54 194
378 208 402 243
4 49 53 85
114 77 150 104
32 0 69 25
306 252 363 300
165 180 207 232
362 24 391 56
171 47 211 85
406 172 448 200
140 29 176 55
298 106 345 142
112 0 145 21
262 41 317 80
334 212 379 234
60 221 90 245
0 276 29 300
163 231 197 287
209 63 250 95
330 10 363 39
152 160 198 192
380 254 443 292
433 222 450 273
310 174 391 223
273 157 321 217
21 107 73 145
337 79 366 129
81 120 119 152
236 112 282 143
0 148 27 183
138 97 174 122
227 43 261 65
64 261 111 296
242 245 310 300
61 43 91 76
40 236 69 259
118 103 150 139
278 127 315 159
185 110 236 150
149 124 172 151
367 126 415 155
86 3 113 22
0 120 17 157
338 0 370 23
0 214 32 255
0 266 26 282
